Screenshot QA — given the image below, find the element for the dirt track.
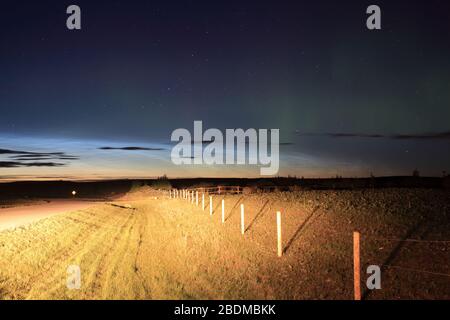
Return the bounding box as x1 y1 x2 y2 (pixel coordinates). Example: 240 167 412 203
0 200 98 231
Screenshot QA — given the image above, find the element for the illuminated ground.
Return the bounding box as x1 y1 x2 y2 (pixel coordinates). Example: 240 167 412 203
0 187 448 299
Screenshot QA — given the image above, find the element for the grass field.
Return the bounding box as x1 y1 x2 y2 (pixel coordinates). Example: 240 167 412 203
0 187 449 299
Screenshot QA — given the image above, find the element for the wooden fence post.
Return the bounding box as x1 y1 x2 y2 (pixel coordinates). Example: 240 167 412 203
277 211 282 257
353 231 361 300
241 204 245 235
221 199 225 223
210 196 213 215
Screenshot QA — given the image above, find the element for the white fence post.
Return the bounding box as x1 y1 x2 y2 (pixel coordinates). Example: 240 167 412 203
210 196 213 215
241 204 245 235
277 211 282 257
221 199 225 224
202 193 205 211
196 191 199 206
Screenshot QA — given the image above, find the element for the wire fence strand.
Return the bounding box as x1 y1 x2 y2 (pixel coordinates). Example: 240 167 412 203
381 264 450 278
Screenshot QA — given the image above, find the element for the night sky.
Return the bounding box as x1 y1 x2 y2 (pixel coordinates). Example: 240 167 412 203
1 0 450 180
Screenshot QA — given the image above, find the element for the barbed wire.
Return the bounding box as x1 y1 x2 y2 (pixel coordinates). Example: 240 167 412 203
172 193 450 243
164 192 450 283
312 229 450 243
367 237 450 243
381 264 450 278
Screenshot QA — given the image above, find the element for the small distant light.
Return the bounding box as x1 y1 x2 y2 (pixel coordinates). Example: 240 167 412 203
72 190 77 196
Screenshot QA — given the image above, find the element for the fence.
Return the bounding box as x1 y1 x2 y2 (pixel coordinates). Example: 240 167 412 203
185 186 243 195
179 185 290 194
166 188 450 300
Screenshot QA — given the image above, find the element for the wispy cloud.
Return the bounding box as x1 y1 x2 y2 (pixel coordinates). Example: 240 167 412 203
390 132 450 140
0 148 78 168
296 131 450 140
98 146 165 151
0 161 65 168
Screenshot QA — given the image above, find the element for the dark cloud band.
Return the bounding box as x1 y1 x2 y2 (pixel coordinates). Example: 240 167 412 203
0 161 65 168
0 148 78 168
296 131 450 140
99 146 165 151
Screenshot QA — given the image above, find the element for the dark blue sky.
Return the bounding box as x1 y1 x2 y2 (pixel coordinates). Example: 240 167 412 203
1 0 450 179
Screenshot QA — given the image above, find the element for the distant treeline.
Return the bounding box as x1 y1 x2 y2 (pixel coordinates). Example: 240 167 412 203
0 180 132 200
1 176 449 200
168 176 450 190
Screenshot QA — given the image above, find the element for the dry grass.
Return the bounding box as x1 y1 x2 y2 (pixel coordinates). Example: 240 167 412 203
0 187 449 299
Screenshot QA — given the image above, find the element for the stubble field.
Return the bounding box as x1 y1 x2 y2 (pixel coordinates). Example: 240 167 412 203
0 186 449 299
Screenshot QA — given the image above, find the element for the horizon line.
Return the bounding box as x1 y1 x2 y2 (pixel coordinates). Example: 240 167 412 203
0 174 446 184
